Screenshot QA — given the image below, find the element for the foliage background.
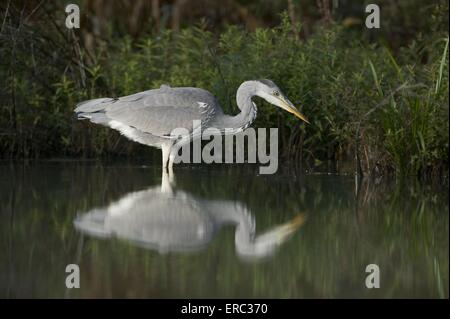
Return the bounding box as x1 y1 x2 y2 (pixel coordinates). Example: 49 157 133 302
0 0 448 176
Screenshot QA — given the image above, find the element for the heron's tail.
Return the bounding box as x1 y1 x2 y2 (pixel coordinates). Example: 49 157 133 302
74 98 114 124
74 208 111 238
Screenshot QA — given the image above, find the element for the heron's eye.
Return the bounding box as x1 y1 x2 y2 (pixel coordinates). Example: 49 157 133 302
273 91 280 97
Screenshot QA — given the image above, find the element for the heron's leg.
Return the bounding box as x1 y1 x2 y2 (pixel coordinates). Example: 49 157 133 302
161 144 171 171
168 163 174 176
168 144 180 174
161 169 174 194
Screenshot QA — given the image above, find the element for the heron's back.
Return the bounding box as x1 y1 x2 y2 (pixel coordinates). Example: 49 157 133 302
74 85 223 143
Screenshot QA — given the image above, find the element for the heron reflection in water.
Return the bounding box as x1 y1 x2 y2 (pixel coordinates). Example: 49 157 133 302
74 172 306 260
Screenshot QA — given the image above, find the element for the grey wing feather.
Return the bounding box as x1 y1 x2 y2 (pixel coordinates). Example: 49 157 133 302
76 87 222 137
75 98 115 113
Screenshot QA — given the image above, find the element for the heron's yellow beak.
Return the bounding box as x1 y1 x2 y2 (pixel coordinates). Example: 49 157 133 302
276 213 307 242
279 97 310 124
286 214 307 233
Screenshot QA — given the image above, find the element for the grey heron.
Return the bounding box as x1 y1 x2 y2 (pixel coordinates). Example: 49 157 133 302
74 171 306 260
75 80 308 172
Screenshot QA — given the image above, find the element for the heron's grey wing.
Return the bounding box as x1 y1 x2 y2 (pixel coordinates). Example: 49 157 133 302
105 87 222 137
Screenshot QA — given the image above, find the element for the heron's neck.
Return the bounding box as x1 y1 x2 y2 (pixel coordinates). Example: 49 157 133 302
218 81 258 132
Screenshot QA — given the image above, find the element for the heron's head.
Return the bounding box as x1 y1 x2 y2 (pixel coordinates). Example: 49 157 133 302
255 79 309 124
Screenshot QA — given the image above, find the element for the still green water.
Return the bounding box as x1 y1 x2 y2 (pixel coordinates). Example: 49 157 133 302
0 162 448 298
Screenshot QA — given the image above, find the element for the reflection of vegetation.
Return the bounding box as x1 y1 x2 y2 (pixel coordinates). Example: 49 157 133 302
0 163 448 298
0 1 448 176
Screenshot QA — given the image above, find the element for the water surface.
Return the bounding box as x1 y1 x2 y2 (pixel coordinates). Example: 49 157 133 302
0 162 448 298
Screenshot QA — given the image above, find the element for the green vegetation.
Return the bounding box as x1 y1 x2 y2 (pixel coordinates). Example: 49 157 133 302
0 1 448 176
